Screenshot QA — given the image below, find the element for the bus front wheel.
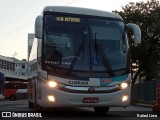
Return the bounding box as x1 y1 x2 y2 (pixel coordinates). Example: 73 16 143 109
94 107 109 115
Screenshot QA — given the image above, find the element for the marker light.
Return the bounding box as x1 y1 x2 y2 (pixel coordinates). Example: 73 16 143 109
120 82 128 89
48 81 58 88
122 95 128 102
48 95 55 102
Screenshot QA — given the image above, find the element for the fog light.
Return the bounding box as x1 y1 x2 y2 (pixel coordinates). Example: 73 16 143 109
122 95 128 102
48 95 55 102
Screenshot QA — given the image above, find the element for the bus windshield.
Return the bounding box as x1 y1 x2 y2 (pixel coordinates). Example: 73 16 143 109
43 14 127 75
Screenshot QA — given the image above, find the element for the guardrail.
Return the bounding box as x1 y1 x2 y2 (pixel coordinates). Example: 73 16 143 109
131 77 160 107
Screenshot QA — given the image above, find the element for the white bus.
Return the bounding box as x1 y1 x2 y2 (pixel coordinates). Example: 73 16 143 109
28 6 141 114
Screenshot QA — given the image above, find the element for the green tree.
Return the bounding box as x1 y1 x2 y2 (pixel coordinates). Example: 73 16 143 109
114 0 160 84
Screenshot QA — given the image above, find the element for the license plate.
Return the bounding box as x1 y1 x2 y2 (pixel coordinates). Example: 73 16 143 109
83 98 99 103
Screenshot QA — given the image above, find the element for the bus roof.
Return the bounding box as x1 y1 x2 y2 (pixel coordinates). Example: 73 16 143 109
43 6 123 20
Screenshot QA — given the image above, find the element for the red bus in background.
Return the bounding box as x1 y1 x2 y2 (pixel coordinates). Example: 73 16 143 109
4 80 27 101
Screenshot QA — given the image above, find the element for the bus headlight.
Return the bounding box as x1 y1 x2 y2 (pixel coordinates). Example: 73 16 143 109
47 81 65 89
48 81 58 88
119 82 128 89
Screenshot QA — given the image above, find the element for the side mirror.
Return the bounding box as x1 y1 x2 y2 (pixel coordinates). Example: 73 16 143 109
35 15 43 39
126 23 141 45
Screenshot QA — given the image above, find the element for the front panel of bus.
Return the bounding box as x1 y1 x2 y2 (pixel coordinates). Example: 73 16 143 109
35 11 131 107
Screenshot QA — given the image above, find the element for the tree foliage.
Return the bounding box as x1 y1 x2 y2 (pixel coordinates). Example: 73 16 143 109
114 0 160 83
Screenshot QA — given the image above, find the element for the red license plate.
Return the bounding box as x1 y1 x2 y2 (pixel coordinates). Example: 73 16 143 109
83 98 99 103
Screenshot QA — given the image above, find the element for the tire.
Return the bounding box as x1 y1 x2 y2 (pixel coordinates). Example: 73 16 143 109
94 107 109 115
9 95 16 101
34 86 44 111
28 101 34 108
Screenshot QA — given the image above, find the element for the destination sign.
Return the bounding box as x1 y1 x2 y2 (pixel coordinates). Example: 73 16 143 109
56 17 81 22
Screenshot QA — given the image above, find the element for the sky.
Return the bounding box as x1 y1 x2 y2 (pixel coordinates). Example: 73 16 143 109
0 0 147 60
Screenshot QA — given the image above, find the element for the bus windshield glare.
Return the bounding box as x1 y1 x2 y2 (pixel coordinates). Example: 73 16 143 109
43 14 127 75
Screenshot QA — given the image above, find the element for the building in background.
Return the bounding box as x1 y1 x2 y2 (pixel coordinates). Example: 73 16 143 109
28 33 35 62
15 59 28 76
0 55 28 79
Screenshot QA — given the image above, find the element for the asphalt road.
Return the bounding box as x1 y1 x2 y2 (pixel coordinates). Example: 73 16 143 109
0 99 159 120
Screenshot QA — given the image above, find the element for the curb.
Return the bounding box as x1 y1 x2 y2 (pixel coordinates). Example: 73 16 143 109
131 103 154 108
131 99 156 104
131 99 156 108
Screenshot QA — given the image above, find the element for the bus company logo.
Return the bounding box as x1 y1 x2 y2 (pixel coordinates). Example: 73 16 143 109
100 79 112 86
88 87 95 93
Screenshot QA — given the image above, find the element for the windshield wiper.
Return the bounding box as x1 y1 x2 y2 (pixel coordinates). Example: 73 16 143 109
66 34 84 75
94 33 115 77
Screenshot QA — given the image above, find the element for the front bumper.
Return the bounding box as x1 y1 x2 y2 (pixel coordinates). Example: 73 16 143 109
37 86 131 108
